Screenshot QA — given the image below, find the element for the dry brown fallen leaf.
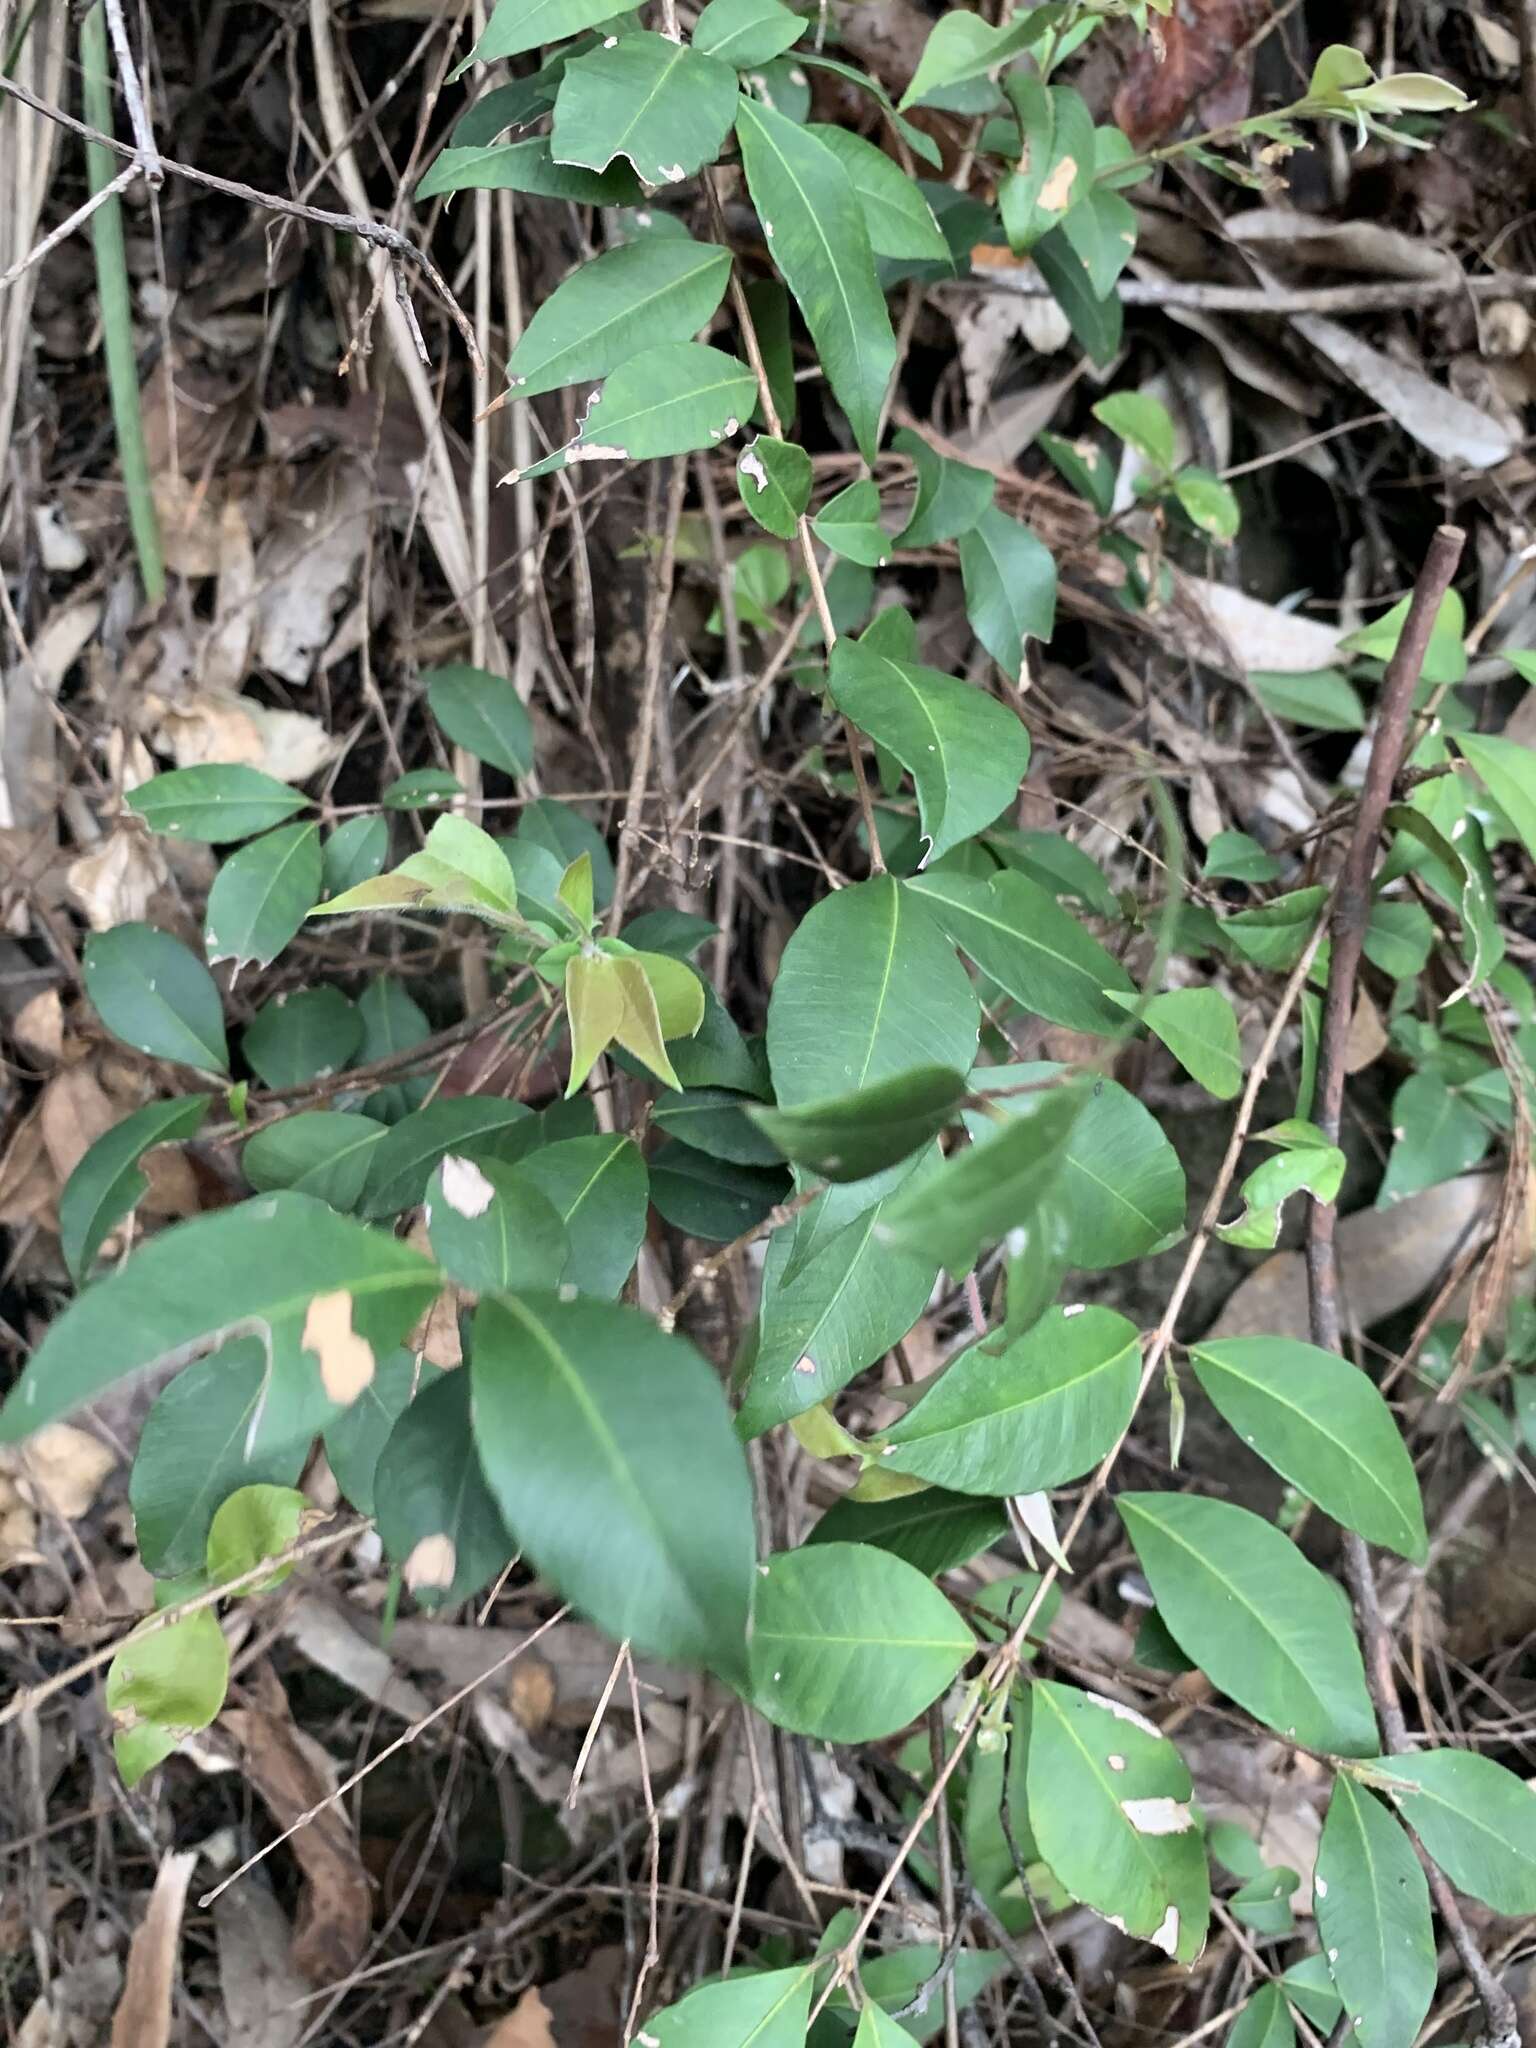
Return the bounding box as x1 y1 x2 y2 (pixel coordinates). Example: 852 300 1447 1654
110 1847 197 2048
482 1989 558 2048
14 986 63 1064
221 1663 373 1986
213 1880 310 2048
1112 0 1270 146
1 1422 116 1523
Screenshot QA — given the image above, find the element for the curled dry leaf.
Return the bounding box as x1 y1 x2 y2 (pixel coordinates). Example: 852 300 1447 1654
212 1882 309 2048
39 1063 120 1185
1228 208 1459 285
1 1422 116 1523
254 460 371 686
66 829 173 934
1294 315 1517 471
109 1847 197 2048
1182 578 1343 676
14 987 64 1065
1112 0 1271 147
146 688 341 785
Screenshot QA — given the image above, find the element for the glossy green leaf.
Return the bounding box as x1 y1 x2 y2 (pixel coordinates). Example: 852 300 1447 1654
321 814 390 897
242 986 361 1089
243 1110 388 1213
644 1966 814 2048
127 764 307 843
749 1541 973 1740
1093 391 1175 472
1456 730 1536 864
322 1348 417 1517
812 478 889 566
424 1154 569 1294
0 1192 438 1447
130 1340 310 1577
205 822 322 971
1118 1493 1378 1756
206 1482 304 1590
808 124 948 260
1031 222 1123 367
471 1294 756 1680
1226 1985 1295 2048
1315 1776 1434 2048
551 33 737 186
893 424 994 547
749 1064 967 1181
515 342 758 480
1107 987 1242 1100
649 1140 788 1241
766 874 980 1108
652 1087 782 1166
999 77 1094 251
456 0 642 70
361 1097 534 1219
84 923 228 1075
425 663 535 777
900 6 1054 108
879 1304 1140 1494
736 434 812 537
1248 668 1365 732
107 1608 229 1784
59 1094 212 1282
808 1487 1008 1576
695 0 804 63
1189 1338 1426 1561
736 95 897 463
506 237 731 403
1026 1680 1209 1960
1370 1750 1536 1914
417 136 644 204
376 1366 513 1609
828 633 1030 863
909 867 1134 1035
514 1133 648 1298
957 504 1057 680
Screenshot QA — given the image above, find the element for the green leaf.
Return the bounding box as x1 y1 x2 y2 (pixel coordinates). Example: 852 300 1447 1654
1093 391 1175 472
506 236 731 403
893 425 994 547
878 1304 1140 1493
1106 987 1242 1099
1226 1986 1295 2048
1363 897 1433 980
1369 1749 1536 1914
1025 1680 1209 1960
1377 1070 1490 1206
736 434 812 538
1217 1119 1344 1250
206 1482 304 1590
382 768 463 810
1188 1337 1426 1561
652 1087 783 1166
1173 468 1240 542
1341 589 1465 685
551 33 737 186
242 986 361 1089
1031 222 1122 367
748 1065 968 1181
1455 730 1536 865
808 1487 1008 1576
322 1348 416 1517
1223 886 1327 972
1058 181 1139 298
130 1340 310 1577
1248 668 1365 732
425 1154 570 1294
514 342 758 480
127 764 307 843
1314 1776 1434 2048
321 814 390 897
957 503 1057 680
0 1193 438 1447
985 826 1118 913
107 1608 229 1783
649 1140 788 1240
694 0 804 64
735 95 897 464
471 1294 756 1680
1203 830 1282 884
1000 77 1094 252
376 1366 513 1608
205 822 322 971
840 1948 1006 2040
243 1110 389 1213
84 923 228 1075
738 1147 942 1435
807 124 949 260
811 478 889 566
749 1541 974 1739
828 633 1030 862
417 136 644 204
900 6 1055 108
909 867 1134 1035
513 1133 648 1298
58 1094 212 1282
425 663 535 777
766 874 980 1108
456 0 642 71
1118 1493 1378 1755
854 2003 923 2048
361 1097 535 1219
643 1966 814 2048
1279 1954 1343 2031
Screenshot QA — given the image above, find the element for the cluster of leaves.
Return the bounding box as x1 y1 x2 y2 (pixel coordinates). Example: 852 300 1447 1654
6 0 1533 2041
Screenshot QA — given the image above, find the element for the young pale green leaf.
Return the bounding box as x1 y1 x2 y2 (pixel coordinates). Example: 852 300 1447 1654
908 867 1134 1035
749 1541 974 1740
243 986 361 1090
1174 468 1241 542
766 873 980 1108
1093 391 1176 472
84 923 229 1075
893 424 994 547
425 1155 570 1294
811 478 889 566
361 1097 535 1219
321 1348 416 1517
417 136 644 204
643 1966 814 2048
694 0 804 65
900 6 1055 108
879 1304 1140 1494
828 635 1030 863
1314 1777 1435 2048
957 503 1057 680
1369 1750 1536 1913
736 434 812 538
564 949 632 1096
999 77 1094 251
0 1193 438 1448
204 821 322 971
1031 223 1123 367
130 1340 310 1577
748 1065 968 1181
505 237 731 402
737 1148 943 1436
1455 729 1536 864
550 34 737 186
1188 1338 1426 1561
513 1133 648 1299
807 124 949 260
1226 1985 1295 2048
107 1609 229 1784
735 96 897 463
244 1111 388 1214
1025 1680 1209 1961
1118 1493 1378 1756
472 1294 756 1680
376 1366 514 1609
206 1482 304 1591
808 1487 1008 1577
425 663 535 776
59 1094 212 1282
455 0 641 71
1105 987 1242 1099
513 342 758 480
316 814 519 925
127 764 307 843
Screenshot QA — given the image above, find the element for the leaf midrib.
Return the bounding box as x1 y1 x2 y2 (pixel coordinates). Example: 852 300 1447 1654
888 1338 1135 1452
518 244 725 388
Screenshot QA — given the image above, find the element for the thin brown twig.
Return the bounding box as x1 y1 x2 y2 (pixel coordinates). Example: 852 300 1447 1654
612 456 689 923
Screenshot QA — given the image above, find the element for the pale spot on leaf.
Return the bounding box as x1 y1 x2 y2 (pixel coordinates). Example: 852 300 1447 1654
739 446 769 493
1039 155 1077 213
1121 1796 1193 1835
1150 1905 1180 1956
1084 1690 1161 1739
440 1153 495 1218
302 1289 376 1403
403 1532 457 1592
